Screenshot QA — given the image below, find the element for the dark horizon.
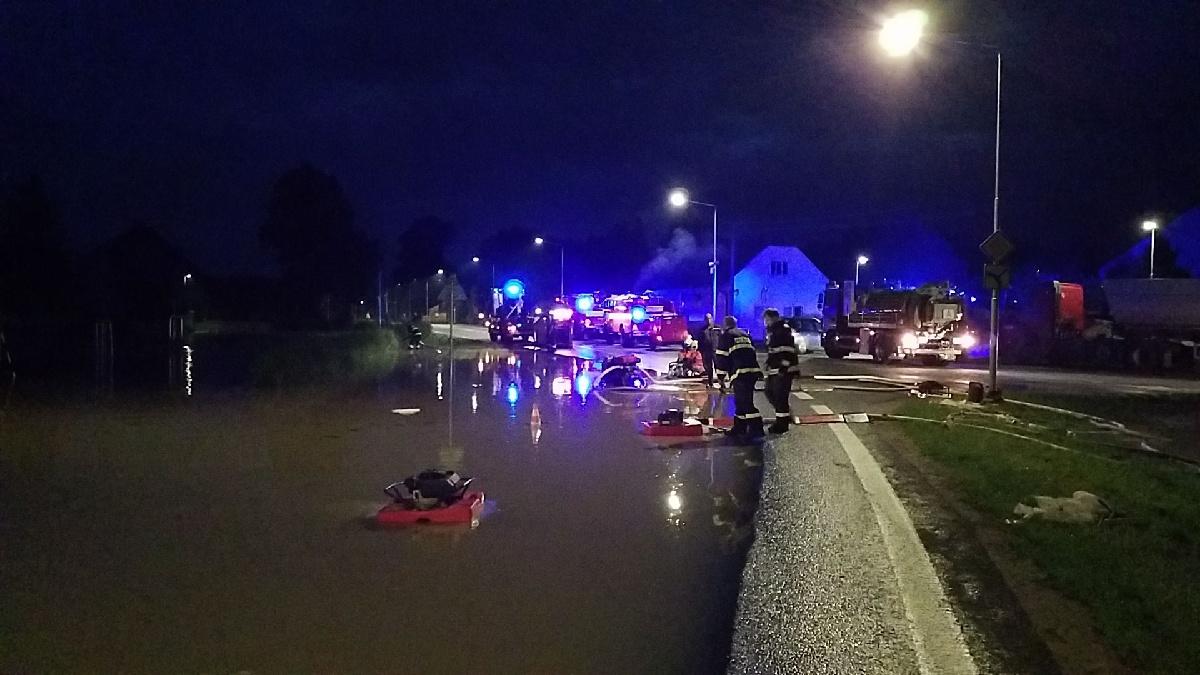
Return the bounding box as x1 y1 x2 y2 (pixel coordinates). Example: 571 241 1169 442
3 1 1199 281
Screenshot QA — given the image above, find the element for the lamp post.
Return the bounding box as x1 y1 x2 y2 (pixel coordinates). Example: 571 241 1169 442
533 236 565 297
668 188 719 319
1142 220 1160 278
880 9 1004 399
855 255 869 287
425 268 443 317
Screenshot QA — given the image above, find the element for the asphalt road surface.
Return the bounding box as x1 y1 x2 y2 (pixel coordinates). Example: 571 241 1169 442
433 324 1200 397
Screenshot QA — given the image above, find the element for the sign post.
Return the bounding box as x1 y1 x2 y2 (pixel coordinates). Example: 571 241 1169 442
979 230 1014 401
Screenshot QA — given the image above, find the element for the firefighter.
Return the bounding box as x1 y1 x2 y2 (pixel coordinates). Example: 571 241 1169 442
714 315 764 440
697 313 720 388
762 308 800 433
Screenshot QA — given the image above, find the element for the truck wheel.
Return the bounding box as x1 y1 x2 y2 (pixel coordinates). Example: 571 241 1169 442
871 339 893 364
825 348 846 359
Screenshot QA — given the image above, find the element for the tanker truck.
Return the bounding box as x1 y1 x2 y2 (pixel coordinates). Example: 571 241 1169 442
821 282 978 364
1005 278 1200 372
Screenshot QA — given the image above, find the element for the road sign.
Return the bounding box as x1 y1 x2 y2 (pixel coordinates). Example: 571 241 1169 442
980 230 1015 262
984 263 1011 291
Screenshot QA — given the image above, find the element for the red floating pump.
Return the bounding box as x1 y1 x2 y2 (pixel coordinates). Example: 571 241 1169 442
376 470 484 526
376 491 485 525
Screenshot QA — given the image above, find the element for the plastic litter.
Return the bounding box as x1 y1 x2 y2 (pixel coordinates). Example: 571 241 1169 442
1010 491 1113 525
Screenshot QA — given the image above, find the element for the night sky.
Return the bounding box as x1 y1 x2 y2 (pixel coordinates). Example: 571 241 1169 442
3 1 1198 281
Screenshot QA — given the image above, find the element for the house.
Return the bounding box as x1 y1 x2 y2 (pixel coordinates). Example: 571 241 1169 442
733 246 829 337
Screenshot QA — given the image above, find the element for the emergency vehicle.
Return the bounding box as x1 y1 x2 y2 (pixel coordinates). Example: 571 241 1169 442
571 292 607 339
600 294 689 349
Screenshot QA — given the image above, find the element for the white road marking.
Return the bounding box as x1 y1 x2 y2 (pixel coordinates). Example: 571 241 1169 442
792 391 814 400
810 402 977 675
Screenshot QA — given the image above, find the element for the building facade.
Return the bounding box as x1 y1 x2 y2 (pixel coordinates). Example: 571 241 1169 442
732 245 829 337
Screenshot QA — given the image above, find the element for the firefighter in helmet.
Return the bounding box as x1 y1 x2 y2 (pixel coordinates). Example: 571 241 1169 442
762 308 801 433
713 315 764 440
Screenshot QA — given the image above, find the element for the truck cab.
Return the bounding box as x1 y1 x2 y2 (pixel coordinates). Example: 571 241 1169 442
822 283 976 364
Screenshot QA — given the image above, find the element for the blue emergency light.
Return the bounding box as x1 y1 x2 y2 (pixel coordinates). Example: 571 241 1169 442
631 305 648 323
503 279 525 300
575 294 594 312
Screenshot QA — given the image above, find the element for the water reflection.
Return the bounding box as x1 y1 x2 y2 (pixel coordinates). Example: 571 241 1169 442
530 403 542 445
182 344 194 396
551 376 571 397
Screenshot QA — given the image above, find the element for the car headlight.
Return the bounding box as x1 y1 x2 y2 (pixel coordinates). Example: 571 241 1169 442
900 332 920 350
953 334 977 349
507 325 517 334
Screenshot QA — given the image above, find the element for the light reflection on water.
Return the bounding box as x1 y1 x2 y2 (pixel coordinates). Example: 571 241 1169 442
182 345 194 396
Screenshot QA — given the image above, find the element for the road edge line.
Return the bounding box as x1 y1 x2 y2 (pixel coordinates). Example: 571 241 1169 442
810 403 977 675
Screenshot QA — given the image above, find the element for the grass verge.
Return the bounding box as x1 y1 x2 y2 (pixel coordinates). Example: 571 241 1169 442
895 398 1200 674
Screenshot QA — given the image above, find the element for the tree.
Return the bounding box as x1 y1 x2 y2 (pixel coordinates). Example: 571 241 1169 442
0 175 76 318
260 164 377 327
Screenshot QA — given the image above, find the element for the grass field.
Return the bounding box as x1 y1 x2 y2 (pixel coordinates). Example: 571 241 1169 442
895 398 1200 674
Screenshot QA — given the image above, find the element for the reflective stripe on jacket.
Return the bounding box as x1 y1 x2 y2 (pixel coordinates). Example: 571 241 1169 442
715 328 761 382
765 321 801 376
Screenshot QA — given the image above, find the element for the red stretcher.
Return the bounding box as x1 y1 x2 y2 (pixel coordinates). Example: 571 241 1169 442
376 491 485 526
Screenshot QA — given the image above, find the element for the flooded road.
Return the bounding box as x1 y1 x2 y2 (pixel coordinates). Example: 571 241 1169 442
0 345 758 673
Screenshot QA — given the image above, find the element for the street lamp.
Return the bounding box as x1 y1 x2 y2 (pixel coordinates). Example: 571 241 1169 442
1142 220 1160 278
880 8 1005 400
879 9 928 58
425 269 444 316
667 188 719 320
183 273 192 285
855 255 869 286
533 236 565 297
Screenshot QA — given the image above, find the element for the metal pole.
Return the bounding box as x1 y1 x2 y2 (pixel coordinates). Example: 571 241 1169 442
711 207 718 319
988 51 1002 398
1149 229 1157 278
425 279 430 316
559 245 565 298
855 260 861 286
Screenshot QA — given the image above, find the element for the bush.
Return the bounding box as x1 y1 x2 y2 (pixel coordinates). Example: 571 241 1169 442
252 327 400 386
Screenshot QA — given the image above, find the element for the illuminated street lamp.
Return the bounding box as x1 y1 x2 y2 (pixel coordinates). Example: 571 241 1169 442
1142 220 1160 278
533 236 565 297
855 255 870 286
471 256 480 263
667 188 719 319
879 9 928 57
880 8 1005 400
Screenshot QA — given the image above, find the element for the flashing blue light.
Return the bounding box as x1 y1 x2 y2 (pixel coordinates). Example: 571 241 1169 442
970 296 978 303
575 294 595 312
631 305 648 323
507 382 520 404
575 372 592 397
503 279 525 300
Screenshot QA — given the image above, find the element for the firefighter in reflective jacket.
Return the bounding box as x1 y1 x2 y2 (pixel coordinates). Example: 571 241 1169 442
762 308 801 433
714 315 764 439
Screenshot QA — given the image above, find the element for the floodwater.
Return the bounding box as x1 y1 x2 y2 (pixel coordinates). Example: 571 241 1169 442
0 343 760 673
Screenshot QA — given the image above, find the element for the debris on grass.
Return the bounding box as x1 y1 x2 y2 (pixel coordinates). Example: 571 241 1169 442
1010 491 1114 525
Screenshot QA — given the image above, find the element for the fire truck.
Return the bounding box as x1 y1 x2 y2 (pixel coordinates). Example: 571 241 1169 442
600 294 689 349
821 282 976 364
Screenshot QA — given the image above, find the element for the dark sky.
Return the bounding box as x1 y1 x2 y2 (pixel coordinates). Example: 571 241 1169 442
3 0 1198 280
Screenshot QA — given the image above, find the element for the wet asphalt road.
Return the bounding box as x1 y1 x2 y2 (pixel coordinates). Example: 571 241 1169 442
534 336 979 673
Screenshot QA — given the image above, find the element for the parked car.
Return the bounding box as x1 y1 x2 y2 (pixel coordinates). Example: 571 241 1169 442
790 316 823 354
